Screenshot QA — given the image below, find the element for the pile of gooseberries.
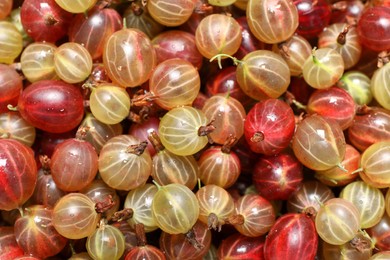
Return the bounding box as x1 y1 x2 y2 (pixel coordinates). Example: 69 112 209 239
1 0 390 259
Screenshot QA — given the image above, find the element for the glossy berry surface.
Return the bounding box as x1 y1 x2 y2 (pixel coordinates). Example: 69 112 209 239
368 214 390 251
149 58 200 110
246 0 299 43
103 28 157 88
357 6 390 52
233 194 275 237
68 7 122 60
0 21 23 64
292 114 346 171
20 42 58 83
0 139 37 211
218 233 265 260
302 48 344 89
202 94 246 145
315 144 360 187
98 135 152 191
244 99 295 155
124 3 164 40
0 0 12 20
198 145 241 189
158 106 210 156
159 221 211 259
371 61 390 111
20 0 73 43
0 112 36 147
253 151 303 200
205 66 255 109
348 107 390 152
359 141 390 188
17 80 84 133
54 42 93 84
294 0 332 39
86 223 125 260
287 180 335 214
195 14 242 60
307 86 356 130
55 0 97 13
14 205 68 259
152 30 203 69
0 227 24 259
52 193 100 239
50 138 99 192
315 198 360 245
0 64 23 113
237 50 291 101
264 213 318 260
147 0 194 27
125 245 165 260
152 183 200 234
31 163 67 207
235 16 266 60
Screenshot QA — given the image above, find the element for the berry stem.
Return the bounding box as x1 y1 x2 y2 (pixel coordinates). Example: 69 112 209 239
351 167 363 175
323 178 338 185
75 126 90 140
292 100 307 111
98 218 108 229
197 178 202 190
284 91 307 111
109 208 134 222
378 51 390 68
69 242 77 255
208 212 223 232
221 134 237 154
147 130 165 152
131 2 144 16
337 163 348 172
303 206 317 218
95 195 115 214
135 223 147 247
337 25 350 45
44 14 58 26
209 53 243 69
81 80 97 90
250 131 264 142
226 214 245 225
130 90 156 107
198 119 216 137
122 17 127 29
128 106 151 123
278 42 291 60
350 230 374 253
355 104 371 115
17 207 24 218
359 229 376 250
194 0 213 14
185 227 204 250
152 180 162 189
126 141 148 155
39 155 51 174
7 104 18 111
311 47 319 64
